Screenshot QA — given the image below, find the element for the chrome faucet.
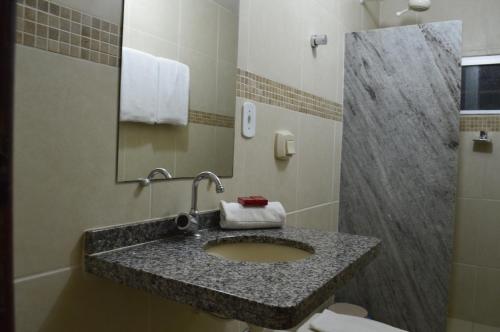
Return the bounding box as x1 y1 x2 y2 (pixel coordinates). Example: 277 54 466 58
176 171 224 235
139 168 173 186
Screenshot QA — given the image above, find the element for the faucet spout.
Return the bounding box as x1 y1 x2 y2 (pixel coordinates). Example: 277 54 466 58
149 168 173 180
139 168 173 186
190 171 225 217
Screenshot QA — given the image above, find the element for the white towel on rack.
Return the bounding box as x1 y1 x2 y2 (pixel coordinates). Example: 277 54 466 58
310 310 407 332
157 57 190 126
220 201 286 229
120 47 158 124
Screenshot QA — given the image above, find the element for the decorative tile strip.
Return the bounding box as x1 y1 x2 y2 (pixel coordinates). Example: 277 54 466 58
189 110 234 128
460 115 500 132
236 69 343 121
15 0 121 67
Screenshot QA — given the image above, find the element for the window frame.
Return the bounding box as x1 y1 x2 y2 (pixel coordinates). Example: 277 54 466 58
461 55 500 115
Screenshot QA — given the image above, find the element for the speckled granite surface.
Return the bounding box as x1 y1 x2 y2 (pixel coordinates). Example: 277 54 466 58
84 210 220 254
85 223 380 329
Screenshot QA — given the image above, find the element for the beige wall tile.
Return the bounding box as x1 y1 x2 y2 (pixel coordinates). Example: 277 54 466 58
300 0 342 102
246 0 303 89
149 295 240 332
121 26 178 60
15 268 149 332
332 121 343 202
174 124 217 178
289 203 335 231
14 46 150 277
379 0 498 56
216 60 237 117
379 0 421 27
474 267 500 327
117 122 177 181
339 0 365 32
285 213 298 228
474 323 500 332
336 32 345 106
361 0 380 29
179 47 217 114
125 0 179 46
214 0 240 14
481 134 500 200
475 200 500 269
237 101 300 212
448 263 477 321
417 0 485 56
332 202 339 232
447 318 474 332
236 0 250 69
457 133 486 199
315 0 339 15
297 113 335 209
218 5 239 65
180 0 218 58
214 127 235 176
453 199 479 265
151 180 195 218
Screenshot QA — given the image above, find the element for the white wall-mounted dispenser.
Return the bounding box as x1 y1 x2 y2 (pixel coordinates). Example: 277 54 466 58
242 102 256 138
275 130 296 160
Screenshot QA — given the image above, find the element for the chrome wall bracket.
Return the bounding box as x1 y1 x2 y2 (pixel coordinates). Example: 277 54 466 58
311 34 328 48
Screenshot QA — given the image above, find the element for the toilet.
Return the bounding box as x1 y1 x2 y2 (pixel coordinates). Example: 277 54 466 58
294 312 407 332
291 304 407 332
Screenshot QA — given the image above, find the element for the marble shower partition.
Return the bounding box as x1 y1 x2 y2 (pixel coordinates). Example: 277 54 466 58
337 21 462 332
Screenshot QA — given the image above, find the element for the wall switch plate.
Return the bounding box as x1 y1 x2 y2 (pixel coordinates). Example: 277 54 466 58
242 102 256 138
275 130 296 160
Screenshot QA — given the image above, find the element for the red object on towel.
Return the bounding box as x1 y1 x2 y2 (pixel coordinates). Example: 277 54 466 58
238 196 269 207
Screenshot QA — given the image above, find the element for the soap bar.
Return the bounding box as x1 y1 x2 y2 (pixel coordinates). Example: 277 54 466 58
238 196 269 207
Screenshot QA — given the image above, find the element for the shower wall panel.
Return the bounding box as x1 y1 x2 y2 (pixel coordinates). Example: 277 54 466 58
337 21 462 332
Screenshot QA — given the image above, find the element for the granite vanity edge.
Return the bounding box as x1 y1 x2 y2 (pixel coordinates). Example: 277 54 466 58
84 210 220 255
84 239 381 329
84 255 301 329
287 241 382 326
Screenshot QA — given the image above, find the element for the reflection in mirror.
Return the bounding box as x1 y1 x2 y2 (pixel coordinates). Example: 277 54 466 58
117 0 239 182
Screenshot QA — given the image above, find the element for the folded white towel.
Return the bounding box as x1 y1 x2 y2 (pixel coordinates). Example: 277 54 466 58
220 201 286 229
310 310 407 332
157 57 190 126
120 47 158 124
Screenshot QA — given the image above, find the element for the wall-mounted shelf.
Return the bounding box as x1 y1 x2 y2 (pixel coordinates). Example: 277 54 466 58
473 138 492 143
473 131 492 144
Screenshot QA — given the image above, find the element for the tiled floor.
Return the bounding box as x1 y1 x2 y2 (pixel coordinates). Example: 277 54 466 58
448 318 500 332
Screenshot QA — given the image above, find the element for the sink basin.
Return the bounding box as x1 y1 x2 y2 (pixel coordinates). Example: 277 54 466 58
204 236 314 263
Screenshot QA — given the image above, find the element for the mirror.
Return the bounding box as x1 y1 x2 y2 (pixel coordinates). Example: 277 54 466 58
117 0 239 182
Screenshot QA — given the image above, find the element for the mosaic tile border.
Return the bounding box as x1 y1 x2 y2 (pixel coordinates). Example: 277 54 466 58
460 115 500 132
189 110 234 128
237 69 343 122
15 0 121 67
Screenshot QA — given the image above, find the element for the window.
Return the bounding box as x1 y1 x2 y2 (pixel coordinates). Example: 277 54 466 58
461 55 500 115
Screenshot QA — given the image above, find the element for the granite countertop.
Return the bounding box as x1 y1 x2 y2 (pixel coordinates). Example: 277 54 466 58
84 214 380 330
